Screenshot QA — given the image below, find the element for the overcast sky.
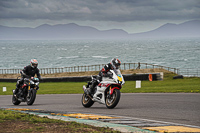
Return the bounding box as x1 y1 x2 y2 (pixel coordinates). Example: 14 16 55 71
0 0 199 33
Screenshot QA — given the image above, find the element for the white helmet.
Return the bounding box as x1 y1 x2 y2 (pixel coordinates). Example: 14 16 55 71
30 59 38 68
111 58 121 69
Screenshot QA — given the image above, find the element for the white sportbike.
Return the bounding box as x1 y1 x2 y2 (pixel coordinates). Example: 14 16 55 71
82 69 125 109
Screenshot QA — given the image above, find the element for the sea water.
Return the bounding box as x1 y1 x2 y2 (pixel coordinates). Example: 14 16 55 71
0 37 199 69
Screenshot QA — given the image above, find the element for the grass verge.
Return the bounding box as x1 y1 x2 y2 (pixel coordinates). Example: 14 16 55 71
0 109 119 133
0 74 199 95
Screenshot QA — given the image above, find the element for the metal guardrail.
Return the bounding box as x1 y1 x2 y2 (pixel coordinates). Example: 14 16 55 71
0 63 199 77
0 69 21 74
178 68 200 77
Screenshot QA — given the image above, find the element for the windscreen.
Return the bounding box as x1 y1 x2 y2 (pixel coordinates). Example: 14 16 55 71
113 69 122 76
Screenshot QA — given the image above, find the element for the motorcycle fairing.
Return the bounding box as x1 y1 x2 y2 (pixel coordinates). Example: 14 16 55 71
98 83 110 87
93 80 122 104
109 86 120 95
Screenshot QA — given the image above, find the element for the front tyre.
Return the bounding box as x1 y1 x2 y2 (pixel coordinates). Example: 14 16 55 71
81 93 94 108
27 89 36 105
106 89 120 109
12 94 21 105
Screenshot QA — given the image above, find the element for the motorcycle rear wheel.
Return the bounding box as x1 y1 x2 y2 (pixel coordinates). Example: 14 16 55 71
82 93 94 108
12 94 21 105
106 89 120 109
27 89 36 105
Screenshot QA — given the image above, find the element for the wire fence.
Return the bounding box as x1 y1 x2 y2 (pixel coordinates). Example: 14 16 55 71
0 63 199 77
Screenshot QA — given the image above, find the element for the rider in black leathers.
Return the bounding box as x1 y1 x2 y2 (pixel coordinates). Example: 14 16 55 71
14 59 41 95
88 58 121 94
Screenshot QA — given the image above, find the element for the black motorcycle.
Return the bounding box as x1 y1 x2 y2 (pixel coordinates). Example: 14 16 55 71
12 77 40 105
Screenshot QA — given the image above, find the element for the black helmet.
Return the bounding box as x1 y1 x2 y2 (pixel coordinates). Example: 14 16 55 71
111 58 121 69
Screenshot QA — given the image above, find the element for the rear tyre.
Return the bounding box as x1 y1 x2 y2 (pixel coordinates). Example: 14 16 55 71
12 94 21 105
27 89 36 105
81 93 94 108
106 89 120 109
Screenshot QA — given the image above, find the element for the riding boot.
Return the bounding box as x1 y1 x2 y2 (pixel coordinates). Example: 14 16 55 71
89 80 99 94
14 83 20 95
89 86 93 95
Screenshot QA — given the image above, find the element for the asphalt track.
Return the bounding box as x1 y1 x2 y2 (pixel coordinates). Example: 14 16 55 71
1 93 200 131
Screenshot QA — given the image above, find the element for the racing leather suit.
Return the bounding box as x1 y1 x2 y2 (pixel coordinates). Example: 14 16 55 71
99 63 114 77
14 65 41 94
89 63 114 94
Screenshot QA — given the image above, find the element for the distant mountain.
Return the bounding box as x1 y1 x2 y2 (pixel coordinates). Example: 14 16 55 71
0 23 129 40
0 20 199 40
131 20 200 38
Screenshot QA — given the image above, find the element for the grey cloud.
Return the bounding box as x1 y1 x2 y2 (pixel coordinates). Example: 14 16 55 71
0 0 199 22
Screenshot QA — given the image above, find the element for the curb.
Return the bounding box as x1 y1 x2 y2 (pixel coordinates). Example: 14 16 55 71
3 108 200 133
24 111 155 133
2 107 155 133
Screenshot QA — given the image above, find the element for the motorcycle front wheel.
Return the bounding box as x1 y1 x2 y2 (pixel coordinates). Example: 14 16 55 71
81 93 94 108
12 94 21 105
106 89 120 109
27 89 36 105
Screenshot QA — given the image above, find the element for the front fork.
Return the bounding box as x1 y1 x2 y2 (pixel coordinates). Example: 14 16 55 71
27 86 37 98
107 86 120 98
109 86 120 95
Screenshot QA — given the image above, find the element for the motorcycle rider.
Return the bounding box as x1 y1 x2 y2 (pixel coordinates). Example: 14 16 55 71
14 59 41 97
87 58 121 94
99 58 121 77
